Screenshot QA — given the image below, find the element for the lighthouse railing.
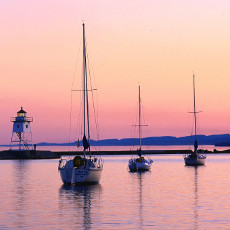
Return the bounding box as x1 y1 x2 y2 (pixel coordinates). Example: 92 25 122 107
10 117 33 122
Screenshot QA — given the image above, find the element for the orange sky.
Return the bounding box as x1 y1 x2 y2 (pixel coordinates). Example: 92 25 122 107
1 1 230 144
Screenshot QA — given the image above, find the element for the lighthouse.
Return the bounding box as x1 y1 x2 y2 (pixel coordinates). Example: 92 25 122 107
10 107 33 150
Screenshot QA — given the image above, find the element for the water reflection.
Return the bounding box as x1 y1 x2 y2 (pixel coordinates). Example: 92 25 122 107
59 184 102 230
129 171 151 229
186 165 205 230
194 166 198 230
137 172 144 230
13 160 30 184
12 160 30 228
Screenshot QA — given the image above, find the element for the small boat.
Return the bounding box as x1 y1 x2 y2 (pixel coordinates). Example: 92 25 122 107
58 23 103 184
184 75 206 166
128 86 153 172
129 155 153 172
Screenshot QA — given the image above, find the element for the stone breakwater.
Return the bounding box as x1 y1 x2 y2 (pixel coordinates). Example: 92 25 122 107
55 149 227 156
0 150 60 160
1 148 228 160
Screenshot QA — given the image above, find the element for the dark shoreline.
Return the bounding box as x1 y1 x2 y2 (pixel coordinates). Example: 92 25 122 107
54 149 230 156
1 149 230 160
0 150 60 160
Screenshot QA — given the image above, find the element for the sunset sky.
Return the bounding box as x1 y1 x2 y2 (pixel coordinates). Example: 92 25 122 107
1 1 230 144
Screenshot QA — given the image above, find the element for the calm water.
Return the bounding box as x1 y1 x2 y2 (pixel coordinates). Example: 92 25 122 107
1 154 230 229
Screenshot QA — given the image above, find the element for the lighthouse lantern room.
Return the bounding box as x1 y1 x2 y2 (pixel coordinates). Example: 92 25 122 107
10 107 33 150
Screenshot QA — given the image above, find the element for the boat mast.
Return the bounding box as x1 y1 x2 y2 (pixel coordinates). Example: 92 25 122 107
82 23 91 157
193 74 198 153
139 85 142 152
193 74 196 140
83 24 86 157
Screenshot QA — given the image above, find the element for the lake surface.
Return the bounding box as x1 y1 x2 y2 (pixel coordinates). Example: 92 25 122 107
1 154 230 229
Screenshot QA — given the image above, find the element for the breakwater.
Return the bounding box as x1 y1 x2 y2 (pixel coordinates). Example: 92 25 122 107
1 148 229 160
55 148 229 156
0 150 60 160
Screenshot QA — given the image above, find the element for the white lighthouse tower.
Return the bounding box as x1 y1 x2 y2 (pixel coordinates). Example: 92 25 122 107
10 107 33 150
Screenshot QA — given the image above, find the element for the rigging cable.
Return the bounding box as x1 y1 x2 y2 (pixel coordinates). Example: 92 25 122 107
86 45 100 152
68 36 82 152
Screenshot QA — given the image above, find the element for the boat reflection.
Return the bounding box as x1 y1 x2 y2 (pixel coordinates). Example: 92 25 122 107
130 171 151 229
187 165 205 230
137 172 144 230
59 184 102 230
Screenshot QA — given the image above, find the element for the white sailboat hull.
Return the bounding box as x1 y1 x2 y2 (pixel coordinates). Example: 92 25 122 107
71 167 102 183
184 156 206 166
129 158 152 172
59 158 103 184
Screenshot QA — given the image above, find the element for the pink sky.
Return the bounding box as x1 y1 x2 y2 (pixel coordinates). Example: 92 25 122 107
1 1 230 144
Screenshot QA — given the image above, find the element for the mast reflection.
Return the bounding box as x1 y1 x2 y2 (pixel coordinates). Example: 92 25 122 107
194 166 198 230
137 172 144 230
187 165 205 230
59 184 102 230
130 171 151 230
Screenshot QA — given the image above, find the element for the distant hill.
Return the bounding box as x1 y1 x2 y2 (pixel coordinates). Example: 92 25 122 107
33 134 230 147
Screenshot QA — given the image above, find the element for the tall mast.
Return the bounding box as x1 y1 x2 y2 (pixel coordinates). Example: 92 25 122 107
83 23 86 140
83 23 91 156
193 74 199 154
193 74 197 141
135 85 148 157
85 28 91 154
139 85 142 151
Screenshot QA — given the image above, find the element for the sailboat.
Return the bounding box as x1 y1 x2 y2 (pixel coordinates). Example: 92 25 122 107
58 23 103 184
128 85 153 172
184 75 206 166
